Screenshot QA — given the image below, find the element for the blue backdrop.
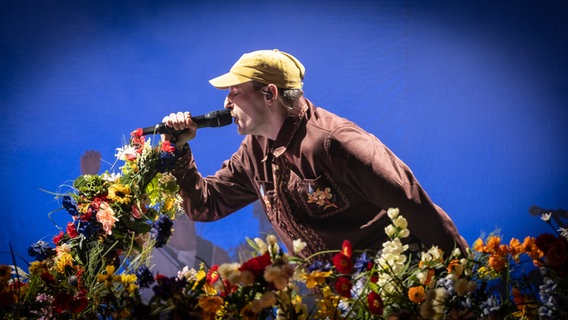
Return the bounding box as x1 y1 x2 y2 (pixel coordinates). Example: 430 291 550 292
1 0 567 265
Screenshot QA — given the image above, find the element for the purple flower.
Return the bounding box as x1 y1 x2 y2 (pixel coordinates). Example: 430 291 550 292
150 215 173 248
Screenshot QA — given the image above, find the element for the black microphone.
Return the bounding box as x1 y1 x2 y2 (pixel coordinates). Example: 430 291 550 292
141 109 232 135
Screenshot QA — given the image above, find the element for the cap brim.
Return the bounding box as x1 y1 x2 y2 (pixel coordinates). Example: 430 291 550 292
208 72 252 89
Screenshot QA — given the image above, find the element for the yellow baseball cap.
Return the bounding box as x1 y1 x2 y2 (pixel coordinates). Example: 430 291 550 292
209 49 305 89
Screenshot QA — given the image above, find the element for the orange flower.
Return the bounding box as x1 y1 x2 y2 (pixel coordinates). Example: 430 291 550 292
408 286 425 303
488 254 507 272
522 236 544 260
424 269 435 286
473 238 485 253
198 296 224 314
485 235 501 254
509 238 523 261
447 259 464 277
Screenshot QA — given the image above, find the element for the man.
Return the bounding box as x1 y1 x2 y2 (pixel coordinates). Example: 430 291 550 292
163 49 467 259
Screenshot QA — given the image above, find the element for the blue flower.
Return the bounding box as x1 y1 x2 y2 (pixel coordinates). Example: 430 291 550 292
150 215 173 248
307 260 332 273
62 195 79 216
135 265 155 288
75 220 99 239
353 252 372 273
157 152 176 173
28 240 55 261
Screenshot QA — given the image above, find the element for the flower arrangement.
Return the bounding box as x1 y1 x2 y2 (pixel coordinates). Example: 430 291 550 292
1 130 567 319
1 129 183 318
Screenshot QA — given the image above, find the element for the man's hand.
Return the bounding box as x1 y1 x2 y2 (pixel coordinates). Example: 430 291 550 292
161 111 198 148
80 150 101 175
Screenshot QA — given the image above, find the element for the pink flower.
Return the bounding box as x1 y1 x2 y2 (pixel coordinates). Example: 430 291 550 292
96 202 118 235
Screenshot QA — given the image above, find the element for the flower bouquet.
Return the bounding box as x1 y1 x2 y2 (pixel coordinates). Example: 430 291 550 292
1 127 567 319
1 129 183 318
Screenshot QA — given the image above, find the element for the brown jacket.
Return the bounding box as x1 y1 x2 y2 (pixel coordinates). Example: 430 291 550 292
172 99 468 259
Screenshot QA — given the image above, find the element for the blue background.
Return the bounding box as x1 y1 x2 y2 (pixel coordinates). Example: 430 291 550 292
1 0 567 265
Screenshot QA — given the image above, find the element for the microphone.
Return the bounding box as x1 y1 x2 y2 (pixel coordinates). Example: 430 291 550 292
141 109 232 135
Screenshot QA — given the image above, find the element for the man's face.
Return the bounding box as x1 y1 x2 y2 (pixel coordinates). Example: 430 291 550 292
225 82 270 136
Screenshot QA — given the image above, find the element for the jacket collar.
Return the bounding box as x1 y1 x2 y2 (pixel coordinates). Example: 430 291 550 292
270 97 310 158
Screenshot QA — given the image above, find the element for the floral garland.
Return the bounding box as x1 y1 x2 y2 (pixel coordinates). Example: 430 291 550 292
1 130 568 319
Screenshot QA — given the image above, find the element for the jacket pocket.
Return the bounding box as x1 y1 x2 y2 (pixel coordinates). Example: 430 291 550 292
287 172 349 219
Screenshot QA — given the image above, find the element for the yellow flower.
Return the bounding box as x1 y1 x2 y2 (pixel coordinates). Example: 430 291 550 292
121 274 138 293
28 261 49 276
315 286 341 319
198 296 224 314
302 270 333 289
97 265 121 286
55 252 73 273
108 183 132 205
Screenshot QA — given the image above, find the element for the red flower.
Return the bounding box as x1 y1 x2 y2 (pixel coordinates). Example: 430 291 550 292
53 230 64 245
54 292 73 313
161 140 176 153
334 276 352 297
367 291 384 315
239 253 272 277
333 253 353 274
536 233 559 254
341 240 352 258
130 128 143 138
40 272 56 284
66 222 78 239
69 290 89 313
207 265 220 284
545 237 568 278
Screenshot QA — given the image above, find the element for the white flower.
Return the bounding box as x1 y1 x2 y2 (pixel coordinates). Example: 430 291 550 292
559 227 568 240
177 266 197 281
101 171 121 182
399 228 410 238
293 239 307 254
421 246 442 262
541 212 552 222
115 145 138 161
387 208 400 219
452 248 462 258
385 224 396 238
266 234 278 245
254 237 268 254
393 215 408 229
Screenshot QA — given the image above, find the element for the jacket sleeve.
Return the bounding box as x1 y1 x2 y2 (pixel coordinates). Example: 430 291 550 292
326 124 468 254
170 143 259 222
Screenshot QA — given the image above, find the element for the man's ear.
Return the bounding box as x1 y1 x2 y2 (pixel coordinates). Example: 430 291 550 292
262 84 277 101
